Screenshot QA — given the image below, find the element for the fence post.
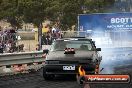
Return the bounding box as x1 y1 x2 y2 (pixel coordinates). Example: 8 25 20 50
29 40 31 51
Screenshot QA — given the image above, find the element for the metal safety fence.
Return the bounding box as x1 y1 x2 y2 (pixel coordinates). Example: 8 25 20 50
17 40 38 52
61 31 87 38
60 30 132 48
0 51 46 75
31 30 132 49
1 30 132 53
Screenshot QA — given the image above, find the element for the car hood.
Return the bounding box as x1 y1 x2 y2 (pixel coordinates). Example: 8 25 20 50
46 51 96 60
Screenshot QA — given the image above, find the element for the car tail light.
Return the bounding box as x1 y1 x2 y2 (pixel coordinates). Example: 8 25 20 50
71 48 75 51
64 48 75 54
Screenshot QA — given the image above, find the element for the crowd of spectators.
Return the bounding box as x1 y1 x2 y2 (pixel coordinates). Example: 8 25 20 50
0 26 62 53
42 29 62 45
0 28 18 53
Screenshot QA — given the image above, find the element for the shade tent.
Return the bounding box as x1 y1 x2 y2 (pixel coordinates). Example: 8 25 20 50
42 27 49 33
32 27 50 33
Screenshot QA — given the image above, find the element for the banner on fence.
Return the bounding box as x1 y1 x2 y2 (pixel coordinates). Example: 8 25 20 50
78 13 132 31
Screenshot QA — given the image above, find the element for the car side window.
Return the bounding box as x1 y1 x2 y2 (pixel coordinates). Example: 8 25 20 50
80 45 88 50
80 44 92 50
88 44 93 50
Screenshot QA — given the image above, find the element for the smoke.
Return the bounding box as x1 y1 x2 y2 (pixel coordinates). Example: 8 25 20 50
91 30 132 48
89 29 132 74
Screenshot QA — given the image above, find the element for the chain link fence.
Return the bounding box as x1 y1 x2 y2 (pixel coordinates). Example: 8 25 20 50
1 30 132 53
17 40 38 52
61 31 87 38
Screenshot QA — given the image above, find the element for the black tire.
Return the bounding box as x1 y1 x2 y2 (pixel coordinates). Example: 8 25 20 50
43 67 54 80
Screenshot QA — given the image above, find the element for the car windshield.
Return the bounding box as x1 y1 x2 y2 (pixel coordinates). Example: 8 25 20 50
51 39 93 51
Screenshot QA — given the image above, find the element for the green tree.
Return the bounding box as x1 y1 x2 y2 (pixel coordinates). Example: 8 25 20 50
84 0 115 13
0 0 22 29
21 0 48 27
20 0 50 49
44 0 115 30
44 0 84 30
0 0 115 49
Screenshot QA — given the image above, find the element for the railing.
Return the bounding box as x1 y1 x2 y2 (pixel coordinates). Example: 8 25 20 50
0 51 45 67
61 31 87 38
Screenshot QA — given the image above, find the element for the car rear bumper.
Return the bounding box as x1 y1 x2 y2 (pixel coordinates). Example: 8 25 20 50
43 64 96 75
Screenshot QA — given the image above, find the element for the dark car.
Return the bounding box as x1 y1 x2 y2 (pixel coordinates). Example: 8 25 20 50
43 37 102 80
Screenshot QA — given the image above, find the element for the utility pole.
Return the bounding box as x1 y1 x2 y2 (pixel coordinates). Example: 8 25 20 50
38 23 42 50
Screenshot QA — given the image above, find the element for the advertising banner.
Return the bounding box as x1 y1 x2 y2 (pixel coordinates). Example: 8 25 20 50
78 13 132 31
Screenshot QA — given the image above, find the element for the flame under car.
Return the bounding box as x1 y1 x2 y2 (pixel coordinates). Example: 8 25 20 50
43 38 102 80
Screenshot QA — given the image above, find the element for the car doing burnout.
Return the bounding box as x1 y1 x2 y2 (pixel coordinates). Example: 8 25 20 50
43 37 102 80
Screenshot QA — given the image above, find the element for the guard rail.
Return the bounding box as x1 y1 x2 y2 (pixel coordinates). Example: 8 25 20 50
0 51 46 67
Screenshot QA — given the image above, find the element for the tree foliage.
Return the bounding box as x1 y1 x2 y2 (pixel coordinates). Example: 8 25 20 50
0 0 115 30
0 0 22 29
44 0 115 30
84 0 115 13
20 0 50 27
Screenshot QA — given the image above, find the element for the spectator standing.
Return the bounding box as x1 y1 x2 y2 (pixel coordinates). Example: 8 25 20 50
0 42 3 53
44 32 49 45
52 30 57 41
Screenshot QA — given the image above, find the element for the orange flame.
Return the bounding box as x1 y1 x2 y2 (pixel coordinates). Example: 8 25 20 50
95 64 99 74
78 66 86 76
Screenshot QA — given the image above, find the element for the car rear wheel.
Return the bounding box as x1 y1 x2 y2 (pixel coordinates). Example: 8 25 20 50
43 67 54 80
